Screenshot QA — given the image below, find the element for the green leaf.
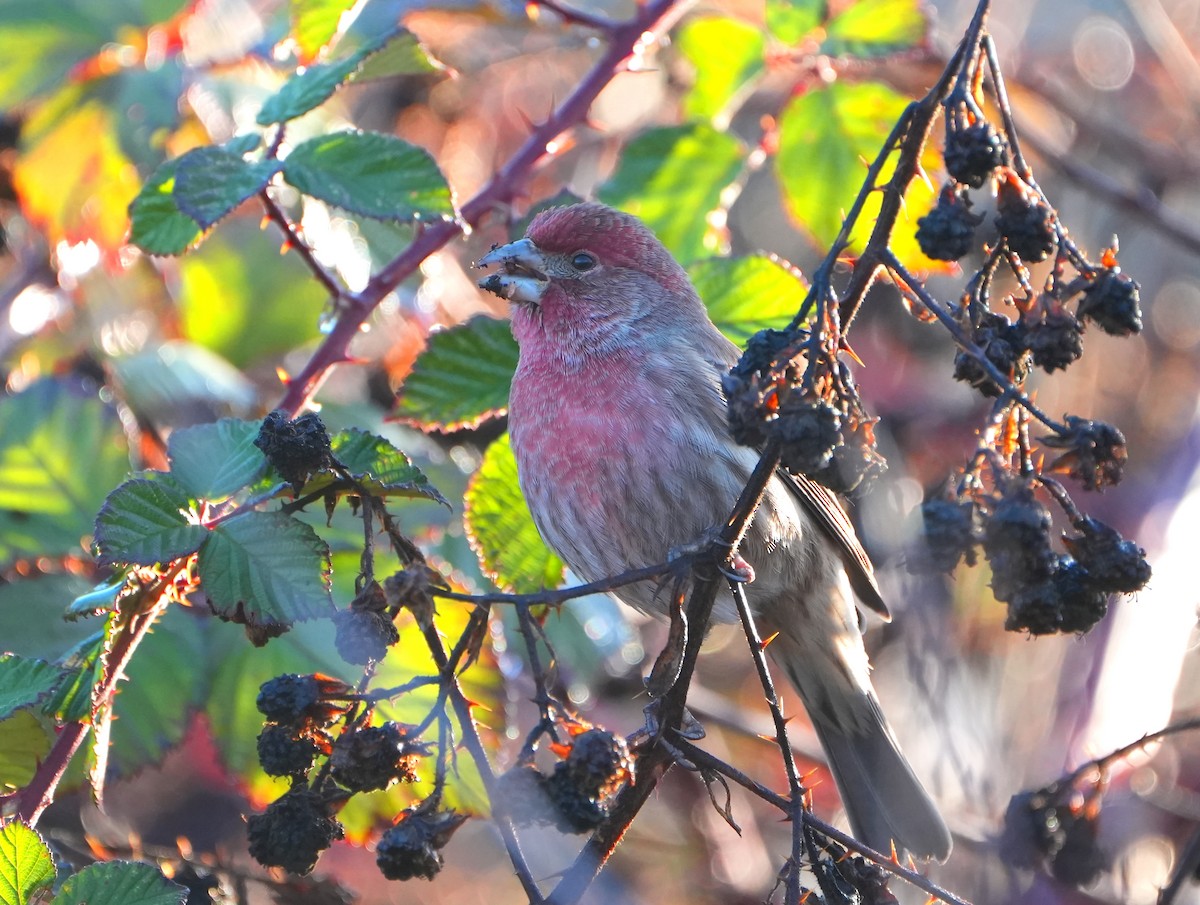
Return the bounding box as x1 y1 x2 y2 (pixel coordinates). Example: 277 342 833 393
823 0 927 58
199 511 334 626
0 712 53 792
167 419 266 500
598 122 744 263
53 861 186 905
93 479 208 567
394 316 518 431
110 341 257 422
106 607 208 776
352 30 442 81
291 0 358 58
0 655 71 720
0 379 130 565
174 222 330 369
776 79 939 268
765 0 824 45
44 629 106 723
256 50 367 126
676 17 764 122
0 819 55 905
127 158 204 257
464 434 563 594
689 254 808 344
65 580 125 621
173 146 282 229
300 429 448 504
281 131 455 222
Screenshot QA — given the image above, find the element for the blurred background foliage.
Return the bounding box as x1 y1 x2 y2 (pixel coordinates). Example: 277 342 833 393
1 0 1200 903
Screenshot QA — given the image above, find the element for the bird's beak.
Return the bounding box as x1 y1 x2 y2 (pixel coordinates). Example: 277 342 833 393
476 237 549 305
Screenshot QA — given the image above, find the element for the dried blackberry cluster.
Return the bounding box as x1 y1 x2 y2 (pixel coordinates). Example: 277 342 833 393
724 333 886 495
494 726 634 834
248 672 428 876
914 477 1149 635
254 410 334 490
1000 783 1107 887
376 808 468 881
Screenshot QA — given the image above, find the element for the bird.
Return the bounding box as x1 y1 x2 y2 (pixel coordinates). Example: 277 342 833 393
476 201 951 861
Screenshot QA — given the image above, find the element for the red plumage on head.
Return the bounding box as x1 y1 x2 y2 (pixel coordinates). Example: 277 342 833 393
527 202 690 293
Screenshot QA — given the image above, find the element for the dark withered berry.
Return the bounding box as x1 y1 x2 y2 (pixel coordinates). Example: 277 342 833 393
912 496 978 573
723 371 771 449
376 809 467 882
254 410 334 489
983 483 1056 586
1028 309 1084 372
330 722 424 792
945 121 1008 188
1004 575 1064 634
257 674 321 724
256 673 352 727
1063 517 1151 594
996 180 1057 263
916 186 984 261
772 397 843 476
1043 416 1127 490
333 608 399 666
1052 558 1110 634
730 328 796 379
257 723 320 778
999 790 1065 870
247 786 344 875
545 767 608 834
382 564 444 630
1077 269 1142 336
560 729 632 796
809 437 887 495
953 312 1030 397
1049 809 1107 887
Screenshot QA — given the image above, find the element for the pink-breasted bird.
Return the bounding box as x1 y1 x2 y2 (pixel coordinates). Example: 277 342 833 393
477 202 951 861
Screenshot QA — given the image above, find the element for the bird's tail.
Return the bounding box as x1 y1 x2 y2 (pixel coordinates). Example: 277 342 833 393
770 634 952 862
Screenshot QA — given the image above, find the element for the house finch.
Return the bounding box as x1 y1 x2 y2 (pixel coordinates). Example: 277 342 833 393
477 202 951 860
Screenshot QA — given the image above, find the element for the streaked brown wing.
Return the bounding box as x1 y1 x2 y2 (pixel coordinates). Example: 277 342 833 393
781 470 891 620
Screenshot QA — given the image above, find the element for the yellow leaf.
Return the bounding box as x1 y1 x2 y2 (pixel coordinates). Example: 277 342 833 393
13 99 142 260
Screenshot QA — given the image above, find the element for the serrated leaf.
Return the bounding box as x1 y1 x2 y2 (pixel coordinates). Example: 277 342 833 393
598 122 744 263
0 379 130 565
172 146 282 229
0 819 55 905
106 607 208 777
93 479 207 567
199 511 334 626
352 30 442 80
689 254 808 344
53 861 186 905
300 429 447 504
676 17 764 122
0 655 71 721
127 158 203 256
167 418 266 500
464 434 563 594
766 0 824 45
281 131 454 222
43 629 106 724
823 0 927 58
256 50 367 126
395 316 518 431
0 712 52 792
776 79 942 269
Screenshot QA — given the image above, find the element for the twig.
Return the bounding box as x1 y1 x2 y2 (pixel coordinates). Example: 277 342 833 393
433 560 678 608
258 189 346 301
275 0 691 416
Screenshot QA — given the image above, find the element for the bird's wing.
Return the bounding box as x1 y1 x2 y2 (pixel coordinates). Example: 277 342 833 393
780 470 891 620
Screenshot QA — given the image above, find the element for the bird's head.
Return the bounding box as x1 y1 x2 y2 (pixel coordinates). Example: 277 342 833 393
476 202 703 351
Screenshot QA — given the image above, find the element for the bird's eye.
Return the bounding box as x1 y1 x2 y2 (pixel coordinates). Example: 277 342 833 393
570 252 597 272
